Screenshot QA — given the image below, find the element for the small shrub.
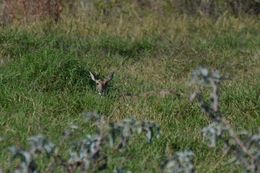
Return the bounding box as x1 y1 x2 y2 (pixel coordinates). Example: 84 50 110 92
161 150 195 173
2 112 161 173
190 68 260 172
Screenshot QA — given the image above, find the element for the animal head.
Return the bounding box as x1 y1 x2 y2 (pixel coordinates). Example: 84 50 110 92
89 71 114 95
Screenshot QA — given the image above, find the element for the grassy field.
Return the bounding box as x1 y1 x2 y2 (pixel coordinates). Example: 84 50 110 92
0 6 259 172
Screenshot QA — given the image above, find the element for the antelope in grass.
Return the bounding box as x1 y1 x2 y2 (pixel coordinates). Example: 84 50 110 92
89 71 114 95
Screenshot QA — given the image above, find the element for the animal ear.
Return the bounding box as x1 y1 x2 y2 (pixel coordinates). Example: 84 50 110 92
105 72 114 83
89 71 97 82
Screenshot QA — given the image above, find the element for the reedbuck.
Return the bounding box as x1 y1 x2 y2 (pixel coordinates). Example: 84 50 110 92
89 71 114 95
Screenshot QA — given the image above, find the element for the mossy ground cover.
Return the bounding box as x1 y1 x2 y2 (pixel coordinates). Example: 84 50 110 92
0 9 259 172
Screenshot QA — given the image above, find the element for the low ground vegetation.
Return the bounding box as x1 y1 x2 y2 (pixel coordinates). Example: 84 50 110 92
0 1 259 172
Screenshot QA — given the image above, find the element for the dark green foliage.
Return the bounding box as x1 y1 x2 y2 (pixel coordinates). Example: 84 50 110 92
26 57 91 92
0 51 91 92
96 36 155 58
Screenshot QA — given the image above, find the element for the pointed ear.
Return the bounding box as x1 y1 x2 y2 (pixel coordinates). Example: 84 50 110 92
89 71 97 82
105 72 114 83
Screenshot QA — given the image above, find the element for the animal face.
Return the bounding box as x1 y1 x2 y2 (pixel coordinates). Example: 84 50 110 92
89 71 114 95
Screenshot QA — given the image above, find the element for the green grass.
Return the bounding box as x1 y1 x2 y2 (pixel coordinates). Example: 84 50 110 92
0 11 259 172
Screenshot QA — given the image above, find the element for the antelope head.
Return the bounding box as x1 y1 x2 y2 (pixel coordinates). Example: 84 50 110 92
89 71 114 95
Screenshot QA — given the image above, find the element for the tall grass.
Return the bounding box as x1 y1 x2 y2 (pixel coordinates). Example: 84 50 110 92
0 1 259 172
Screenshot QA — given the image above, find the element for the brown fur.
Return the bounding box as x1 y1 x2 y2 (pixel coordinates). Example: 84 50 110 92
90 72 114 95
